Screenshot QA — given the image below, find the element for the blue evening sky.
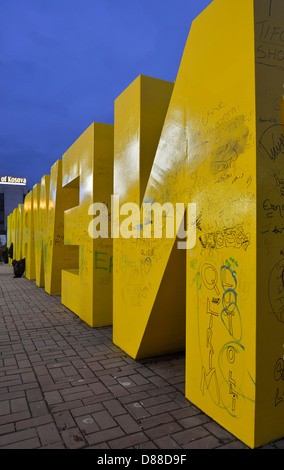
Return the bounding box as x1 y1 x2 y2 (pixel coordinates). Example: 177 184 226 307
0 0 212 189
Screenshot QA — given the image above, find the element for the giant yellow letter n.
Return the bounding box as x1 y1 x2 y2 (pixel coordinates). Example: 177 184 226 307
61 122 114 327
113 0 284 448
113 75 188 360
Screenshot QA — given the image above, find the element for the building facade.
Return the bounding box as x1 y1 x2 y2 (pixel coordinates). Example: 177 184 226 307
0 176 29 245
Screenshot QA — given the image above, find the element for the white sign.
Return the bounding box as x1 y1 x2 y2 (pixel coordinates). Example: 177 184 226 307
0 176 27 185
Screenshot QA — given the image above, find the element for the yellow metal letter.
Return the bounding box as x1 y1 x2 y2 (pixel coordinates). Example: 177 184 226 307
22 190 35 280
113 75 188 360
33 176 50 287
44 159 79 295
61 122 114 327
15 205 23 261
185 0 284 449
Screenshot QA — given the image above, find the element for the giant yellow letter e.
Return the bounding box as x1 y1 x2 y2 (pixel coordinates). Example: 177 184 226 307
61 122 114 327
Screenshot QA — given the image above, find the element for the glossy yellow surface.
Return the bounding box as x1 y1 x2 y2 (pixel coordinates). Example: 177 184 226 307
44 159 78 295
113 75 188 359
22 190 35 279
33 176 50 287
15 204 24 261
254 0 284 447
182 0 256 447
61 122 114 327
9 209 17 263
184 0 283 449
6 213 14 265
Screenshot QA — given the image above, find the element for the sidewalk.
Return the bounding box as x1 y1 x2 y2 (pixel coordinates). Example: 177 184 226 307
0 262 283 450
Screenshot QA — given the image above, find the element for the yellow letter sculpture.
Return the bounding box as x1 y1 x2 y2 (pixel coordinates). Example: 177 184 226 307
15 205 23 261
9 210 17 263
44 159 79 295
61 122 114 327
6 212 15 265
22 190 35 280
113 74 189 360
184 0 283 449
33 176 50 287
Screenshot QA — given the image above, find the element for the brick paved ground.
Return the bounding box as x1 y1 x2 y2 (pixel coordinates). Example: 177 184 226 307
0 263 283 450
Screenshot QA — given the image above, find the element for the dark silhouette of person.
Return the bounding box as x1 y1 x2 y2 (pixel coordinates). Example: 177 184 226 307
12 259 25 278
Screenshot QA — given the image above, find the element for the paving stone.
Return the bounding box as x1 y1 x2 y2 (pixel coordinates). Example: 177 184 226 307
145 401 181 416
61 427 87 449
48 399 83 413
85 426 125 446
108 431 149 449
102 399 126 417
125 402 151 420
1 437 41 449
88 382 109 395
82 392 113 406
92 409 117 430
134 441 158 449
44 390 63 406
140 412 174 430
114 413 142 434
26 388 44 403
139 394 173 409
178 414 212 429
119 391 150 405
0 428 38 448
75 414 100 434
53 410 76 431
29 400 50 418
274 439 284 449
0 423 15 436
15 414 54 431
181 435 222 449
154 435 182 449
203 421 236 442
41 441 66 449
0 410 31 426
170 405 200 420
0 400 10 416
145 422 183 440
172 426 210 445
217 440 250 449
